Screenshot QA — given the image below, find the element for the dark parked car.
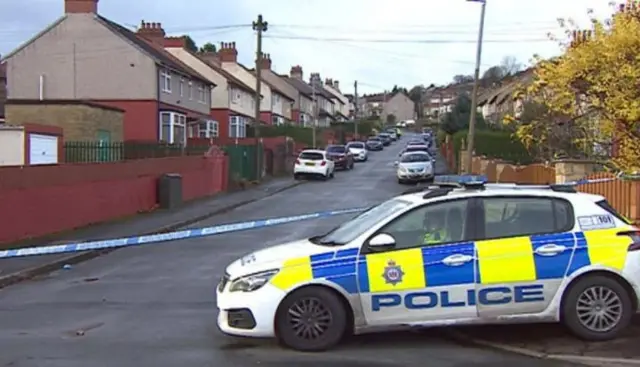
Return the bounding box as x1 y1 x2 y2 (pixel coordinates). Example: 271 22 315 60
366 137 383 151
326 144 355 170
378 133 392 146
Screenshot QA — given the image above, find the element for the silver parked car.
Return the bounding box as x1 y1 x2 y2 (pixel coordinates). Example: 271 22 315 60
346 141 368 161
394 151 434 184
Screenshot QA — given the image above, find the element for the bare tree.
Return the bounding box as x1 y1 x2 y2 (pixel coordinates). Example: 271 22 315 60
500 56 523 76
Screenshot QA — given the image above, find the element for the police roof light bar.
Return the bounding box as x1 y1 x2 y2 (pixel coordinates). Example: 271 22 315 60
433 175 488 188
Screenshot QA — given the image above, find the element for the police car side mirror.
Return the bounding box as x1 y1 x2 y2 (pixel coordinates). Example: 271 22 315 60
368 233 396 249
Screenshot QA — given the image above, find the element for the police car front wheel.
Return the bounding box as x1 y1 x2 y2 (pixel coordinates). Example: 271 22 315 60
562 274 634 341
275 286 348 351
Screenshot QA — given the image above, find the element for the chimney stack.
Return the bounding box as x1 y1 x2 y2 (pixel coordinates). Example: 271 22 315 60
325 78 333 87
333 80 340 91
65 0 98 13
164 36 187 49
136 21 166 46
258 52 271 69
290 65 303 80
218 42 238 63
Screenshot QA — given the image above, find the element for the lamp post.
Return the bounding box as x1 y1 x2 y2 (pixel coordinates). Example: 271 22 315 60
465 0 486 174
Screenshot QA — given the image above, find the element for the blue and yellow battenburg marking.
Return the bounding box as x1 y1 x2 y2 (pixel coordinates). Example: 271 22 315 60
269 229 631 293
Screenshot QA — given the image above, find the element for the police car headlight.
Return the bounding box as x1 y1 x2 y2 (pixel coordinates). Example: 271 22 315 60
228 269 279 292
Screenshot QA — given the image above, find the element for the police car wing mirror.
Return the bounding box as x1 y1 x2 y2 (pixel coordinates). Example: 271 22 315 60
368 233 396 249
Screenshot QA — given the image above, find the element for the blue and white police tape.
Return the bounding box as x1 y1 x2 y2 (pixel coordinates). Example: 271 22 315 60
0 207 368 259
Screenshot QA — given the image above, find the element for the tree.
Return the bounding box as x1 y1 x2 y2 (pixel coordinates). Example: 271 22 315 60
500 56 523 76
408 85 425 118
386 113 397 125
440 94 486 134
510 3 640 171
182 35 198 52
453 74 474 84
199 42 217 53
481 66 505 88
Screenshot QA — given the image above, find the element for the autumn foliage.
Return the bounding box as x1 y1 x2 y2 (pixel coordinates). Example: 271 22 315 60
508 1 640 172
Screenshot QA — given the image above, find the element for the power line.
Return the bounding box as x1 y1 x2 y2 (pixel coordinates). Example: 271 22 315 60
271 20 562 30
263 34 551 44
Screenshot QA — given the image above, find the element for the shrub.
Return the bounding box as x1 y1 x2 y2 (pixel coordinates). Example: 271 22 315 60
452 129 533 164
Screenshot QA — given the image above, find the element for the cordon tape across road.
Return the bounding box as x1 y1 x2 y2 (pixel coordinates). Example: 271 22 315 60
0 207 368 259
0 175 631 260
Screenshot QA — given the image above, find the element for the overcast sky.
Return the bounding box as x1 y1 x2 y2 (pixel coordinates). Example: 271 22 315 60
1 0 613 94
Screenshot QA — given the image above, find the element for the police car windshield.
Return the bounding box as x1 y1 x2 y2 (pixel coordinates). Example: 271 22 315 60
311 198 411 246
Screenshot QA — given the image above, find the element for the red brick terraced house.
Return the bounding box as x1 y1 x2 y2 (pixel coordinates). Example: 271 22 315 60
0 0 214 144
250 53 297 125
164 37 257 139
215 42 294 131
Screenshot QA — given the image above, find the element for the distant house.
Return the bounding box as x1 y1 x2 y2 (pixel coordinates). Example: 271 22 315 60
164 37 256 138
0 0 214 144
283 66 315 126
323 79 350 121
309 73 336 127
478 68 534 124
382 91 415 122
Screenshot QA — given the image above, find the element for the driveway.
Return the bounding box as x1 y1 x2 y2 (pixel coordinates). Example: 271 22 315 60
0 134 576 367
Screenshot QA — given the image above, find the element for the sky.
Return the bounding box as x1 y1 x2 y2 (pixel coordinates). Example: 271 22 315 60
0 0 615 94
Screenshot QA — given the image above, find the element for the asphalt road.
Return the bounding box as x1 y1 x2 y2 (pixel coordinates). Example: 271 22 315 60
0 134 576 367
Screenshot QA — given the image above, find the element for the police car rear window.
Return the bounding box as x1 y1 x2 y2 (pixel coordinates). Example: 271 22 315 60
596 200 631 224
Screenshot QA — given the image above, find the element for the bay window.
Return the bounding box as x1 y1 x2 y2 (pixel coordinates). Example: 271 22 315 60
229 116 247 138
159 111 187 144
198 120 219 138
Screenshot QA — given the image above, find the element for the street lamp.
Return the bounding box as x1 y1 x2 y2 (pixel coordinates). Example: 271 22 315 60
465 0 486 174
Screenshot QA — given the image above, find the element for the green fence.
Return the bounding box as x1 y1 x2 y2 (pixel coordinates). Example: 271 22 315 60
222 144 262 185
64 141 210 163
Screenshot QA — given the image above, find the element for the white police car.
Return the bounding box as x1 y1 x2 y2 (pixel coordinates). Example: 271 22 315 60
216 175 640 351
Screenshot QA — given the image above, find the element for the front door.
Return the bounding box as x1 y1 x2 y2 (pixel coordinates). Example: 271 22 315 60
474 196 576 318
358 198 478 326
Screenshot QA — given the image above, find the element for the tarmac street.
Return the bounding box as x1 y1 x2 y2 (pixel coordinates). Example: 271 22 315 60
0 134 577 367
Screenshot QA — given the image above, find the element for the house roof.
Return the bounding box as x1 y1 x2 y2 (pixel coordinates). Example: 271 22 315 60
322 86 347 105
250 69 297 101
335 110 349 119
96 16 212 86
283 77 314 98
187 51 254 94
241 66 293 101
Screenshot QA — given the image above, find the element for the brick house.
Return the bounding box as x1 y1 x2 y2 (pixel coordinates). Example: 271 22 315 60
163 37 256 138
323 79 350 121
252 53 296 125
283 66 315 126
0 0 213 144
216 42 293 130
309 73 336 127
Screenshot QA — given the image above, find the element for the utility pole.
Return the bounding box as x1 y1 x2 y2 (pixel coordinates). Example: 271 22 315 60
465 0 486 174
312 82 317 148
252 14 267 179
354 80 359 139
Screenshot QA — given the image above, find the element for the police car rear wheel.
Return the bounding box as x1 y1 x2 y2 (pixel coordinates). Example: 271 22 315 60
562 274 633 341
275 286 347 351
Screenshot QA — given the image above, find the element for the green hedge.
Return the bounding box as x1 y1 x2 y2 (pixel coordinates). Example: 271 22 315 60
329 120 378 136
247 125 322 147
452 129 533 165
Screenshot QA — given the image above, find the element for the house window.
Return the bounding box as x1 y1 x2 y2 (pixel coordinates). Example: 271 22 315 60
229 115 247 138
230 88 241 105
159 111 187 144
198 120 219 138
179 78 184 96
160 70 171 93
188 81 193 100
198 84 205 103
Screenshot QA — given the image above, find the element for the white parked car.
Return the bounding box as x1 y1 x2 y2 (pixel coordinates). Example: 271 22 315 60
293 149 335 180
346 141 368 162
216 176 640 351
395 152 434 184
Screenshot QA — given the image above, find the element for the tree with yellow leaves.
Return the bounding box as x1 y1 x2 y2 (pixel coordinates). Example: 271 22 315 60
509 1 640 172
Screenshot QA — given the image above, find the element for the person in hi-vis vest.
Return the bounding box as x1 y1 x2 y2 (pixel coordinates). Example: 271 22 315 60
422 210 449 245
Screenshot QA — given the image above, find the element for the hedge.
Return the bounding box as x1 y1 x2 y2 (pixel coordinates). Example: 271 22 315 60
247 125 323 147
452 129 533 165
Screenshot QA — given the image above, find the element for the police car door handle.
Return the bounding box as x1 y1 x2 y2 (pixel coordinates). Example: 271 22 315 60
442 254 473 266
534 244 567 256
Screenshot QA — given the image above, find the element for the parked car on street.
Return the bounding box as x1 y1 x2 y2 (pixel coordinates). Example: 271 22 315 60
326 145 355 170
399 144 435 164
394 151 434 183
346 141 368 162
366 137 383 151
378 133 392 146
293 149 335 180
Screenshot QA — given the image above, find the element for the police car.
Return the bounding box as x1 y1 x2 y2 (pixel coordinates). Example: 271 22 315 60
216 175 640 351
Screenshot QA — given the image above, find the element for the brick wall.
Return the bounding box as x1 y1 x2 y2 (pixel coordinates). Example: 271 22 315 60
0 155 227 244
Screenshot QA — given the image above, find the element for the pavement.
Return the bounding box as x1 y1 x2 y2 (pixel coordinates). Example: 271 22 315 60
0 133 580 367
0 178 303 288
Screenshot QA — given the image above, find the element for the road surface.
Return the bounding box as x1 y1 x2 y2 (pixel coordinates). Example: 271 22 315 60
0 134 576 367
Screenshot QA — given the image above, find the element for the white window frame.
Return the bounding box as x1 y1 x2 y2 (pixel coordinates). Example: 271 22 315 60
229 115 247 138
159 111 187 144
197 84 205 103
179 78 184 96
197 120 219 138
188 81 193 100
160 69 171 93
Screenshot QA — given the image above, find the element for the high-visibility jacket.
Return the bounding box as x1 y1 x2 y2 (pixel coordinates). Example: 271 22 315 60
423 229 448 244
